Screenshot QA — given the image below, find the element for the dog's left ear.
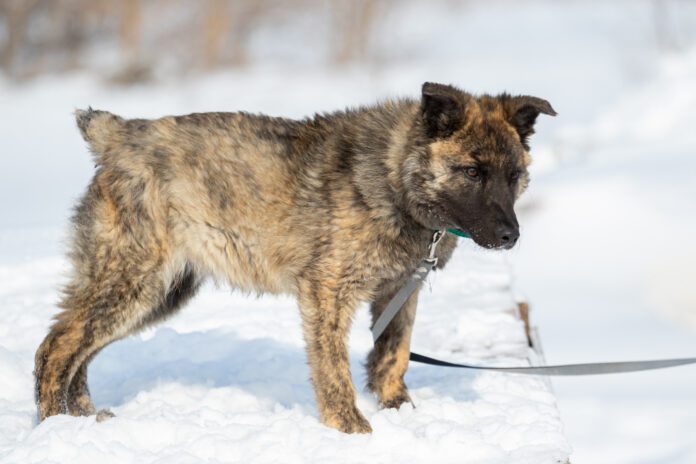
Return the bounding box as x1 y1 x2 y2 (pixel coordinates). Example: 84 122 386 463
421 82 465 139
502 95 557 149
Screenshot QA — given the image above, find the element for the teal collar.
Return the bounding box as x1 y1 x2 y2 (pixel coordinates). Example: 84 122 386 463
446 228 471 238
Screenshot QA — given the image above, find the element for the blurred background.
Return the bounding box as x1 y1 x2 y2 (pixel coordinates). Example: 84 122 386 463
1 1 695 463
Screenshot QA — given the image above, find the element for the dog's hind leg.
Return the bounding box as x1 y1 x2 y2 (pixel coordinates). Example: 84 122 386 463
61 263 201 419
65 362 96 416
366 281 420 409
35 255 170 420
34 175 201 421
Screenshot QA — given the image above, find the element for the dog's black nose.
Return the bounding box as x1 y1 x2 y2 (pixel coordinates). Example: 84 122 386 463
496 225 519 249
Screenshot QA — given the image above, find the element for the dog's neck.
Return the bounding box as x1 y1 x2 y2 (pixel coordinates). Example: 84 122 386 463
326 100 428 235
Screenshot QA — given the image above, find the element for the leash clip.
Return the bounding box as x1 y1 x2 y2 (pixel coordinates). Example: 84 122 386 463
423 229 445 267
428 229 445 259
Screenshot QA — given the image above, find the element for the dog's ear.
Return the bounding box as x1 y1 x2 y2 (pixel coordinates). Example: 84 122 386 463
421 82 465 139
502 95 557 149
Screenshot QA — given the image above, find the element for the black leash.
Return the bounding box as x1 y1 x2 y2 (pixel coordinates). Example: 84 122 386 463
372 230 696 376
409 352 696 375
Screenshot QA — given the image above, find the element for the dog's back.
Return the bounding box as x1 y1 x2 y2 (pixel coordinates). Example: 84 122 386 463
75 109 328 293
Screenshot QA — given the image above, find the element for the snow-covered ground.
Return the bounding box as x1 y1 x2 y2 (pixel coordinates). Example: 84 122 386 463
2 1 696 463
0 229 569 464
512 45 696 463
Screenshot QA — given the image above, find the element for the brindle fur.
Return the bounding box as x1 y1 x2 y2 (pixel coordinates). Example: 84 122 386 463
34 82 555 433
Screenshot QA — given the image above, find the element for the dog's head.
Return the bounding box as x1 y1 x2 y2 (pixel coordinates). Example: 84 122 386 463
404 82 556 250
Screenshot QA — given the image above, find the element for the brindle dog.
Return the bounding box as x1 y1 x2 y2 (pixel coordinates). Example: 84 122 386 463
35 82 555 433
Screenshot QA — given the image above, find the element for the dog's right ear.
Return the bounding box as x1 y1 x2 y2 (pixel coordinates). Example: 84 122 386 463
421 82 464 139
501 95 557 150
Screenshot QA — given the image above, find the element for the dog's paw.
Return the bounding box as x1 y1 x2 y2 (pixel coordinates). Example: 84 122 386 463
380 389 414 410
95 409 116 422
325 406 373 434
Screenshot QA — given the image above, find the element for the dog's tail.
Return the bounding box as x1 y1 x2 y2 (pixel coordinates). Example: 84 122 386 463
75 107 125 165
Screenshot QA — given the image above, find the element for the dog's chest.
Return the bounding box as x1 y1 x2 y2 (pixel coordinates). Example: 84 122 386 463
354 231 457 293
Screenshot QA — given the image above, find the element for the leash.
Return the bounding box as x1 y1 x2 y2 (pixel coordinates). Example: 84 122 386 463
372 229 696 376
371 230 446 342
409 352 696 375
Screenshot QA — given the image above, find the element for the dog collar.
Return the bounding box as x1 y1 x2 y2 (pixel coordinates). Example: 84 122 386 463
446 228 471 238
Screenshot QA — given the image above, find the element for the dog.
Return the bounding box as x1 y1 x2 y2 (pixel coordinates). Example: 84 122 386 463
34 82 555 433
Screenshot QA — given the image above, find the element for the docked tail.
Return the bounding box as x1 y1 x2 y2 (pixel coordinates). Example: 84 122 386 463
75 107 124 164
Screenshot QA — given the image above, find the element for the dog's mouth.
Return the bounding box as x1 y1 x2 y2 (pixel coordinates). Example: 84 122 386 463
459 226 518 251
432 205 518 250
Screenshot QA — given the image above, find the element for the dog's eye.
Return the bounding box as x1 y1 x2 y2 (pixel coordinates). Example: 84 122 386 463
465 167 479 179
510 170 522 181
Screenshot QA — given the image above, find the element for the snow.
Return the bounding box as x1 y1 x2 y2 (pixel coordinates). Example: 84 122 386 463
2 1 696 462
512 47 696 463
0 228 569 464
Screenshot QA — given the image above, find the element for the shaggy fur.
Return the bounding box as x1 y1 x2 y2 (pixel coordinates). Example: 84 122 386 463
34 82 555 433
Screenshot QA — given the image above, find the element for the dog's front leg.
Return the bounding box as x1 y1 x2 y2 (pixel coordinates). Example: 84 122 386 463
367 281 420 409
297 278 372 434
